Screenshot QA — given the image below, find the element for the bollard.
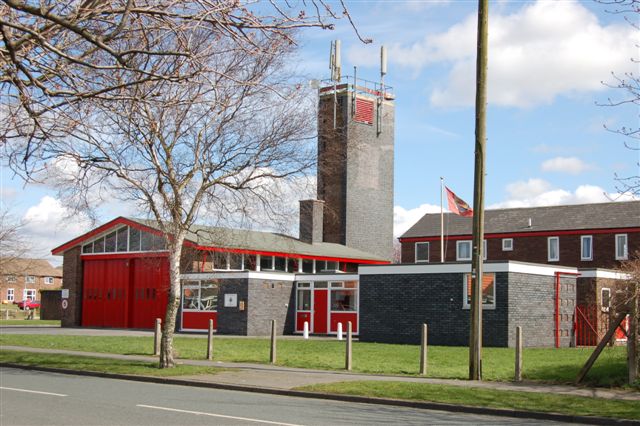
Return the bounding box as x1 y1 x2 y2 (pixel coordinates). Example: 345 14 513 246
270 319 277 364
515 326 523 382
345 321 352 371
420 323 428 376
207 319 214 360
303 321 309 340
153 318 161 356
337 323 343 341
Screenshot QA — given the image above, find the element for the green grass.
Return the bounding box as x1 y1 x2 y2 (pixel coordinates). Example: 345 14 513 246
0 334 629 386
0 320 60 326
0 350 221 377
297 381 640 421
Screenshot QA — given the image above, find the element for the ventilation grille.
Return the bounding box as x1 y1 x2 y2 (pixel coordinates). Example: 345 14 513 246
354 98 374 124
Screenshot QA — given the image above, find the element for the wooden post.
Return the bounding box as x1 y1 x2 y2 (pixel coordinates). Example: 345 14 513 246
345 321 352 371
207 319 214 361
469 0 489 382
153 318 161 356
270 319 277 364
420 323 428 376
628 290 638 384
515 326 523 382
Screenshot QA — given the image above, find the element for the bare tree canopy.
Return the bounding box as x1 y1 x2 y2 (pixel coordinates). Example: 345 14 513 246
596 0 639 196
0 210 31 272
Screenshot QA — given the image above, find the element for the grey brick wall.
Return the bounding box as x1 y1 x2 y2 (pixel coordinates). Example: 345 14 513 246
247 278 295 336
216 279 249 335
359 272 509 346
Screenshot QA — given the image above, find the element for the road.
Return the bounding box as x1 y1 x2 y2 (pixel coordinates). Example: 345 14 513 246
0 367 568 425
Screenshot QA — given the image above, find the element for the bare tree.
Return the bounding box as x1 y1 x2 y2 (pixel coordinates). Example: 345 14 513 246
596 0 639 196
0 210 31 273
617 251 640 383
1 1 368 368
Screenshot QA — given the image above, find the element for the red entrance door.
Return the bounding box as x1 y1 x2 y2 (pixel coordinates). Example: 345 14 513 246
129 257 169 329
313 289 328 334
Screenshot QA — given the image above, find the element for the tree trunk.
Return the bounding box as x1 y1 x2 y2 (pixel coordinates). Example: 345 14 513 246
159 238 184 368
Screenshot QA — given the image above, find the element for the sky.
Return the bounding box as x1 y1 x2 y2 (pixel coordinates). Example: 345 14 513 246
1 0 639 264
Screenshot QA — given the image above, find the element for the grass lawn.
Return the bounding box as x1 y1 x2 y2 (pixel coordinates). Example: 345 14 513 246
0 334 630 387
0 350 221 377
298 381 640 421
0 320 61 326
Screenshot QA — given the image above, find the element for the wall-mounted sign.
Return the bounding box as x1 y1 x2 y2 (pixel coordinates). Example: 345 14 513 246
61 289 69 299
224 293 238 308
62 299 69 310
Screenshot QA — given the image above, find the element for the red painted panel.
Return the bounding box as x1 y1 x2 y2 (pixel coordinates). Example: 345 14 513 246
83 259 130 328
296 312 311 332
330 312 358 334
313 290 328 334
182 312 217 330
130 257 169 329
355 98 374 124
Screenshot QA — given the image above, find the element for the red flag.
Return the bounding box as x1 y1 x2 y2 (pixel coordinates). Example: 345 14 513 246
445 186 473 217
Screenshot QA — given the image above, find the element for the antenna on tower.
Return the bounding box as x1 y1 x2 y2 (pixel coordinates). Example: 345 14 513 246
330 40 342 82
378 45 387 135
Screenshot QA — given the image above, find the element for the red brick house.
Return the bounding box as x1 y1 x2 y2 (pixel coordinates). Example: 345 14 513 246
1 258 63 303
399 200 639 269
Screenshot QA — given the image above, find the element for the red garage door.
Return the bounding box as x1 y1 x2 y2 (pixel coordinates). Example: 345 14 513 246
82 256 169 329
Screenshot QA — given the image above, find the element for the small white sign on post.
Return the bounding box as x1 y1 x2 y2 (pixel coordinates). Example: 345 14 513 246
224 293 238 308
61 289 69 299
61 299 69 310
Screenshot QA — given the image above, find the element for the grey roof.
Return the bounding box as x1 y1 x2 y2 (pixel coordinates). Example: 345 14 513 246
127 218 386 262
401 201 640 239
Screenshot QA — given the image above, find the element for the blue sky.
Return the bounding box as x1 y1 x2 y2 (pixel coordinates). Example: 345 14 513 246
2 0 638 261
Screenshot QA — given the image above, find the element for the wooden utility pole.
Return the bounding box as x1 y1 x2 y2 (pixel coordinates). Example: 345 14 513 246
469 0 489 381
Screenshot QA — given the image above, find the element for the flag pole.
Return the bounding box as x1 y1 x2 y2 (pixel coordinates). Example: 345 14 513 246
440 177 444 263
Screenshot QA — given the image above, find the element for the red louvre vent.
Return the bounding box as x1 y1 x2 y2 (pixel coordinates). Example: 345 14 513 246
355 98 374 124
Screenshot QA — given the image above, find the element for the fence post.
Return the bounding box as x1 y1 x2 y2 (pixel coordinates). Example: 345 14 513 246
270 319 277 364
345 321 352 371
207 319 214 360
154 318 161 356
515 326 523 382
420 323 428 376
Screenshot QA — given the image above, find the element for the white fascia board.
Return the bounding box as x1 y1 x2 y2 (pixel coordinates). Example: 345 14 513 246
180 272 295 281
294 274 359 282
359 261 578 277
578 269 630 280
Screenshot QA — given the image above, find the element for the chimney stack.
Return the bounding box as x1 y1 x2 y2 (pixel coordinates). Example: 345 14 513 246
299 200 324 244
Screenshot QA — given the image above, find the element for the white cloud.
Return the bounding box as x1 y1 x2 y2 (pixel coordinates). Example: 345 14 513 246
394 203 441 237
541 157 594 174
491 179 637 209
21 196 92 262
359 0 636 108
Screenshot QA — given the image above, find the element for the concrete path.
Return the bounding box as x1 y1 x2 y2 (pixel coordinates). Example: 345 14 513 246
2 344 639 402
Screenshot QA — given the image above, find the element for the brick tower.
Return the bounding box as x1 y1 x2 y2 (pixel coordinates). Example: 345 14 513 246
316 75 395 261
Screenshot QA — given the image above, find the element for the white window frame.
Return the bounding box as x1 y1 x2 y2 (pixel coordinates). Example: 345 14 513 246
502 238 513 251
615 234 628 260
580 235 593 261
601 287 611 312
23 289 36 301
6 275 16 283
415 242 430 263
456 240 472 261
548 237 559 262
462 273 496 310
25 275 36 284
7 288 14 302
44 276 54 285
483 239 487 261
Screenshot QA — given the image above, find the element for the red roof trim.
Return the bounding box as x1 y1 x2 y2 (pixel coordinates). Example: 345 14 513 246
51 217 165 255
81 252 169 260
192 245 388 264
399 227 640 243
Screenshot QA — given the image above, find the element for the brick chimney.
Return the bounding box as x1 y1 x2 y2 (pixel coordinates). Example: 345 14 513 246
299 200 324 244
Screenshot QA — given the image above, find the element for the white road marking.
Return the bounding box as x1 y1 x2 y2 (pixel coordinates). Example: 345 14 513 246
0 386 67 397
136 404 304 426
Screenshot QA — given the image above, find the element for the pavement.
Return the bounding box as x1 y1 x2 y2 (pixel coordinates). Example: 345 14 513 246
1 326 640 424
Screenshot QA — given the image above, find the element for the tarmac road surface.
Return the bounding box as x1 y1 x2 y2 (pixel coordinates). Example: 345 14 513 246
0 367 571 426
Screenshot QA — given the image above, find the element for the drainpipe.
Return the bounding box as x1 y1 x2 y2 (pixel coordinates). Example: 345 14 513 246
554 271 581 348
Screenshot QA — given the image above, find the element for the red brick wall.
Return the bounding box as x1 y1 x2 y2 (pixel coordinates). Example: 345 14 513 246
401 231 638 269
61 246 83 327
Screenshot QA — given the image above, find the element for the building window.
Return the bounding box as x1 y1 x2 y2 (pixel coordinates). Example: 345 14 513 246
462 273 496 309
330 286 358 312
296 282 311 310
229 253 243 270
181 280 218 311
581 235 593 261
260 255 274 270
483 240 487 260
615 234 628 260
415 242 430 263
502 238 513 251
25 276 36 284
7 288 14 302
601 288 611 312
456 240 472 261
302 259 314 273
6 275 16 283
44 277 54 285
23 289 36 301
548 237 559 262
